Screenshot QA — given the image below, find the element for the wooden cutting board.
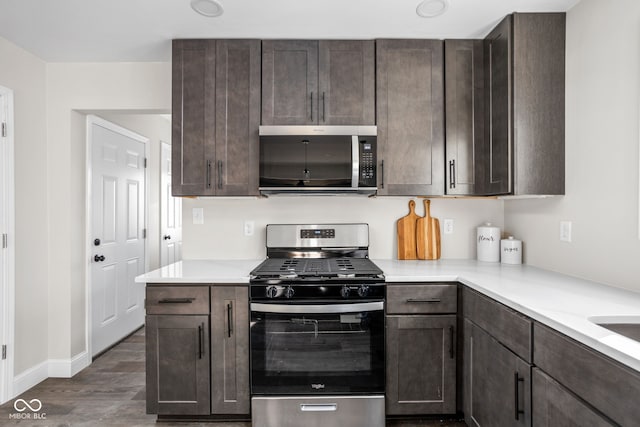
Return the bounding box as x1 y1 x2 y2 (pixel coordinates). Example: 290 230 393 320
416 199 441 260
397 200 419 260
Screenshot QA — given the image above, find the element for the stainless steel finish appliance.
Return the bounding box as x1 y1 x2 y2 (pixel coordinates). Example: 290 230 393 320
258 126 377 195
249 223 385 427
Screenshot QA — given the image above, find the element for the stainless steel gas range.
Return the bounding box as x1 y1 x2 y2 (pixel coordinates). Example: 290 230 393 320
249 223 385 427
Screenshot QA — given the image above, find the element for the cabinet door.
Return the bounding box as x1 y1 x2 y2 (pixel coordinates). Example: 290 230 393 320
464 319 531 427
172 40 216 196
480 15 512 195
146 314 210 415
532 368 614 427
386 315 456 415
445 39 484 195
318 40 375 125
262 40 318 125
376 39 445 196
210 286 250 414
215 40 261 196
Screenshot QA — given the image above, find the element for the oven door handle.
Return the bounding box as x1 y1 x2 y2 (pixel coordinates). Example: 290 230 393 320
250 301 384 314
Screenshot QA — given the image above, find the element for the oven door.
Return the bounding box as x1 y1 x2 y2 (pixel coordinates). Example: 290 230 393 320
250 301 385 396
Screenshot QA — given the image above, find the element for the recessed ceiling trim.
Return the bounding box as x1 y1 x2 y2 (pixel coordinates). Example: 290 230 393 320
191 0 224 17
416 0 450 18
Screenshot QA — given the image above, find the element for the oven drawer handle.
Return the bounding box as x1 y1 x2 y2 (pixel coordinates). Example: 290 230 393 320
300 403 337 412
250 301 384 314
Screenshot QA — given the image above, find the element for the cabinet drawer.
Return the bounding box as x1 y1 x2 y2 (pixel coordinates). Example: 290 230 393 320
387 284 457 314
463 287 532 362
534 323 640 427
146 285 210 315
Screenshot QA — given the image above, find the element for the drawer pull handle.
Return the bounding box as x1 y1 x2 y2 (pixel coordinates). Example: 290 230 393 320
406 298 441 303
158 298 195 304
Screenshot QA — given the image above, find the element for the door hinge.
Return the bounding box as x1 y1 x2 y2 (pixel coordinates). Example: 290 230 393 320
142 229 147 239
2 233 6 249
2 345 6 360
1 122 6 138
144 158 147 168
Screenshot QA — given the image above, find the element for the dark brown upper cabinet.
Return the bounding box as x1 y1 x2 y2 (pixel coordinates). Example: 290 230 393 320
376 39 445 196
445 39 484 196
172 39 260 196
261 40 375 125
479 13 566 196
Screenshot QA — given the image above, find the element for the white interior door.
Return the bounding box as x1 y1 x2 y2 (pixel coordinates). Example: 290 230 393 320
90 116 147 357
160 141 182 266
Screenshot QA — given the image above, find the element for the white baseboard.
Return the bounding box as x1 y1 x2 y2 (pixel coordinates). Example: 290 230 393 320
48 350 90 378
11 351 91 399
12 360 48 398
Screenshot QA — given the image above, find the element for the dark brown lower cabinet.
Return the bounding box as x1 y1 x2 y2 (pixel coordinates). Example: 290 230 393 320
210 286 250 414
146 314 210 415
532 368 613 427
463 319 531 427
386 315 457 415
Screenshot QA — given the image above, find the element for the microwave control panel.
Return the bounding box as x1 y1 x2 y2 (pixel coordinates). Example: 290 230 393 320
359 139 377 187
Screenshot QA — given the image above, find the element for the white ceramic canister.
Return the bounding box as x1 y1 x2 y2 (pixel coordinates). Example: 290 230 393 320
500 236 522 265
477 222 501 262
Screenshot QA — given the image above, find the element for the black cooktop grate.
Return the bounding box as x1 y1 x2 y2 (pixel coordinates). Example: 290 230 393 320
251 257 382 279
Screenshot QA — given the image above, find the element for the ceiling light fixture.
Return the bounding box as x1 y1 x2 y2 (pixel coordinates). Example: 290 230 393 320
416 0 449 18
191 0 224 17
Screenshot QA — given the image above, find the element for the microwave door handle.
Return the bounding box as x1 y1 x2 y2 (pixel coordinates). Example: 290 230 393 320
250 302 384 314
352 135 359 188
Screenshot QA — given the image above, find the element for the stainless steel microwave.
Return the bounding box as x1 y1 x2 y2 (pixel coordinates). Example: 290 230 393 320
258 126 377 195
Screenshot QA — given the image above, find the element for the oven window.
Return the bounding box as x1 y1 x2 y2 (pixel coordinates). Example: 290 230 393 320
250 307 385 395
259 135 352 187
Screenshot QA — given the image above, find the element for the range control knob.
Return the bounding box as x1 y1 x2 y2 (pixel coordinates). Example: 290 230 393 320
266 286 279 299
340 285 351 299
357 285 370 298
284 286 295 299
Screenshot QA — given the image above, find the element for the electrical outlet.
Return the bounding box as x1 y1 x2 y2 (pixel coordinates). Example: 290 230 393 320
244 220 255 236
560 221 572 242
192 208 204 225
444 219 454 234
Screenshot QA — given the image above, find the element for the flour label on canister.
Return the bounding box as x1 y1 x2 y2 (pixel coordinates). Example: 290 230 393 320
477 222 501 262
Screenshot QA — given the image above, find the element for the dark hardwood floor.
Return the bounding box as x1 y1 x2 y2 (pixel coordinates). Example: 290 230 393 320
0 327 466 426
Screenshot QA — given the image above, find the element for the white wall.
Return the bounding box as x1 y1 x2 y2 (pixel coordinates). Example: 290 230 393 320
504 0 640 291
183 197 504 260
0 37 49 376
46 63 170 359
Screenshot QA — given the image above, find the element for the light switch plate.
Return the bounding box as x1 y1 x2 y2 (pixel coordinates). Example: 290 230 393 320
192 208 204 225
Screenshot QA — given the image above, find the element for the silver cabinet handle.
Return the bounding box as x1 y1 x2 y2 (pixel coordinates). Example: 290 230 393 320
406 298 441 303
449 159 456 189
300 404 337 412
158 298 195 304
206 160 212 188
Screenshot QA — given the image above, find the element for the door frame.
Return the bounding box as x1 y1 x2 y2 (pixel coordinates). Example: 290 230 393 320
84 114 150 360
0 86 15 405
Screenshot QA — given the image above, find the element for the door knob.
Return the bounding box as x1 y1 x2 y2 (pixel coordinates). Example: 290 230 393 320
94 255 105 262
163 235 171 240
94 238 101 246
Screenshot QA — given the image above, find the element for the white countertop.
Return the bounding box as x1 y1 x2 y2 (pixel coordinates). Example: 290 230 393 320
136 258 640 372
134 259 263 284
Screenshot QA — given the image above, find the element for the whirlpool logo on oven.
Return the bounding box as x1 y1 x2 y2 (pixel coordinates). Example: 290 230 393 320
311 383 325 390
9 398 47 420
